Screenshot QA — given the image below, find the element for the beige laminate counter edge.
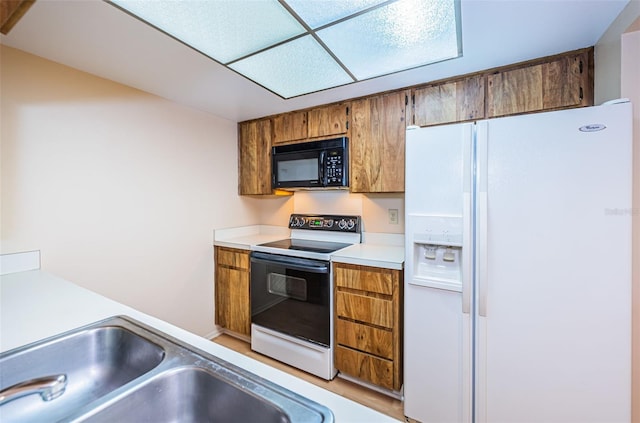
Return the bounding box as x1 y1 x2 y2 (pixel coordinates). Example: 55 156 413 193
0 270 399 422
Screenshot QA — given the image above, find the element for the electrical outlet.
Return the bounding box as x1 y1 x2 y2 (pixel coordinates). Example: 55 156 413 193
388 209 399 224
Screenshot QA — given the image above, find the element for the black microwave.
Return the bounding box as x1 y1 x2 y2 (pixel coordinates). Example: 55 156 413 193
272 137 348 190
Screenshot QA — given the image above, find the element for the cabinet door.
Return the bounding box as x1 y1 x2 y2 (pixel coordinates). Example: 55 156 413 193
350 91 407 193
215 247 250 336
414 76 485 126
308 103 349 139
487 53 589 117
335 345 395 390
238 119 272 195
336 319 394 359
334 262 394 295
336 291 393 328
272 110 307 144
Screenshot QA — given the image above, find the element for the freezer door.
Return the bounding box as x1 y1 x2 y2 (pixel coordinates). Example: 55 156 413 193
404 123 473 423
475 103 632 423
405 123 472 216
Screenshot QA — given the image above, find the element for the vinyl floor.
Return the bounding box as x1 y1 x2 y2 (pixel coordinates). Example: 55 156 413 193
211 333 405 421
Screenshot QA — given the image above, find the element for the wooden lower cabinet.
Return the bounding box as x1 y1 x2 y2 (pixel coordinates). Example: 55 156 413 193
334 262 403 391
214 246 250 337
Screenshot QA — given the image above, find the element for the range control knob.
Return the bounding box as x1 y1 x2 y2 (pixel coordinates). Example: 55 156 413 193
338 219 347 230
296 217 306 227
346 219 355 230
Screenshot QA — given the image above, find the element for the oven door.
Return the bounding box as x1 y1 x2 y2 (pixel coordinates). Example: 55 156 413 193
250 252 330 347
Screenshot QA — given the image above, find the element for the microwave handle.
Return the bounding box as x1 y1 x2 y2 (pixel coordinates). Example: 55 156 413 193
319 151 326 185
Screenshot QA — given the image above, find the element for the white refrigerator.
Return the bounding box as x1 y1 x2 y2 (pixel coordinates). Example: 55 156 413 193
404 102 632 423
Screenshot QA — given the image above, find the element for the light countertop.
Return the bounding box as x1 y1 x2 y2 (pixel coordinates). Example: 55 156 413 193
213 224 290 250
331 243 405 270
213 225 405 269
0 270 400 422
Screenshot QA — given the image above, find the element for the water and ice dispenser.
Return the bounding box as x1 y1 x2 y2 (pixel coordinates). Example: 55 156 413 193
407 215 464 292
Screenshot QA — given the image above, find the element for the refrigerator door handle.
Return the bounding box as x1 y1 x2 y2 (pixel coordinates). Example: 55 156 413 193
477 123 489 318
462 193 472 314
462 124 473 315
478 191 488 317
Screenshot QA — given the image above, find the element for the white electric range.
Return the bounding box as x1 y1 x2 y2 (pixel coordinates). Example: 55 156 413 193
249 214 361 379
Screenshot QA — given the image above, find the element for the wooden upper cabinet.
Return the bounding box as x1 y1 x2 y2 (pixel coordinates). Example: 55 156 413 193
238 119 272 195
350 91 407 193
308 103 349 139
487 52 592 118
413 75 485 126
1 0 35 35
271 103 349 145
272 110 307 145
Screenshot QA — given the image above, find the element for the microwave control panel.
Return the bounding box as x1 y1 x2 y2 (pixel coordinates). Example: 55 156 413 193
325 151 343 184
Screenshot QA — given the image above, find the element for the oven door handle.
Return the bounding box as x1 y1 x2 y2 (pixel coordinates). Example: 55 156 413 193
250 253 329 274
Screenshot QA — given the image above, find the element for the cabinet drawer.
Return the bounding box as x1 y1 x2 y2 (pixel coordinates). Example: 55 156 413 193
336 291 392 328
335 345 394 390
336 319 393 359
216 247 249 269
334 263 393 295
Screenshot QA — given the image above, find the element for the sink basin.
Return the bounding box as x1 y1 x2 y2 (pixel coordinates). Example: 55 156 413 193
0 324 165 422
84 366 305 423
0 316 333 423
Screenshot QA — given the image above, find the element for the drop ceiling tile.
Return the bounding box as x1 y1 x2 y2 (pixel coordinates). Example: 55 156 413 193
229 35 353 98
111 0 305 63
285 0 388 29
317 0 461 80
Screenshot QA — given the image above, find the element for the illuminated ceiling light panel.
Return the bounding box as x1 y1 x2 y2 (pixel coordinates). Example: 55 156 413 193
110 0 305 63
318 0 461 80
109 0 462 98
229 35 353 99
285 0 388 29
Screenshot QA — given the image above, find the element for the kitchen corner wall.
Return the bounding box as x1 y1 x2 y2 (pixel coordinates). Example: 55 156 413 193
621 16 640 423
0 46 264 336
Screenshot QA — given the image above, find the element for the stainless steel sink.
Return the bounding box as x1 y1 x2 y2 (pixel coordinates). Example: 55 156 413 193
83 367 298 423
0 316 333 423
0 323 165 422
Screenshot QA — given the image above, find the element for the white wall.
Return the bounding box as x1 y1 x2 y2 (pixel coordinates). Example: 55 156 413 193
0 45 267 336
594 0 640 103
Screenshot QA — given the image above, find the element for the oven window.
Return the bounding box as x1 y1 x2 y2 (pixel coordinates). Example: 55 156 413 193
268 273 307 301
277 158 318 182
251 257 330 347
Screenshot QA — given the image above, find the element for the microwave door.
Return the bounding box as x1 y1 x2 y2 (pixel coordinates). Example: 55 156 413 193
274 151 322 188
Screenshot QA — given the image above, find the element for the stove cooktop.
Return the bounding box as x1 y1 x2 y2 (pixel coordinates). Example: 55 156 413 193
257 238 353 254
252 214 361 260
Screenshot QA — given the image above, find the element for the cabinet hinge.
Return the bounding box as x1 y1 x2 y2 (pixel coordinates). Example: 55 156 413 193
405 95 408 106
346 121 349 130
412 94 415 105
579 87 583 101
346 106 349 116
579 60 583 74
